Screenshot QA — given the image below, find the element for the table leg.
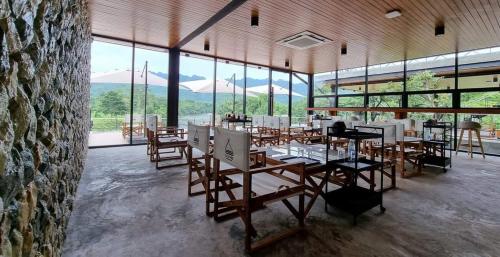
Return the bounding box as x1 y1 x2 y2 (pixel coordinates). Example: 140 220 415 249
399 141 406 177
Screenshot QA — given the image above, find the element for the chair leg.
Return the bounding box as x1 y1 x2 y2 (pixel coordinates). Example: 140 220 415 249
243 172 252 252
456 129 464 155
468 129 473 158
476 129 485 159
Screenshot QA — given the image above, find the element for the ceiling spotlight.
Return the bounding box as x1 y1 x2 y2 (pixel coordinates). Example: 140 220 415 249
385 9 402 19
341 43 347 55
435 23 445 37
204 40 210 51
251 10 259 27
285 59 290 67
493 76 498 83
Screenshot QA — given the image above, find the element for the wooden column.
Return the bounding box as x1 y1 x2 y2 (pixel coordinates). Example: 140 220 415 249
394 111 407 119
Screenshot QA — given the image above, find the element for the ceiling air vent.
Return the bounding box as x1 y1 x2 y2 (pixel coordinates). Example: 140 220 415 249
277 31 331 50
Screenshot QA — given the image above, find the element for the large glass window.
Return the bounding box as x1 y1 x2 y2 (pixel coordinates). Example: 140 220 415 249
178 53 214 128
314 97 336 108
406 54 455 91
408 93 452 108
271 70 290 116
367 61 404 93
89 39 133 147
338 96 364 107
291 73 309 126
246 65 269 116
461 92 500 108
337 67 366 95
216 60 245 119
368 111 394 123
369 95 402 108
132 45 169 144
313 71 335 96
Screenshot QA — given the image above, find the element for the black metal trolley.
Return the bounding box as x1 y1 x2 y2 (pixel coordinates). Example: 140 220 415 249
422 122 453 172
324 126 386 225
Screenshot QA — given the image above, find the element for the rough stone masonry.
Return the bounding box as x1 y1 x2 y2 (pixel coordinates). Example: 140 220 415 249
0 0 91 256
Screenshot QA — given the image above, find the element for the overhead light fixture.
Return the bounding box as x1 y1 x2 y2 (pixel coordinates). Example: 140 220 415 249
285 59 290 67
385 9 402 19
493 76 498 83
251 10 259 27
341 43 347 55
435 23 445 37
204 40 210 51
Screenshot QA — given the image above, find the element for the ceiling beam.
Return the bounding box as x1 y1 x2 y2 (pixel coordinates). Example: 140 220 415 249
174 0 249 49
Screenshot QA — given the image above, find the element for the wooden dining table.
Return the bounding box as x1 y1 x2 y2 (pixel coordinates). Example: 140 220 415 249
396 136 424 178
251 143 338 218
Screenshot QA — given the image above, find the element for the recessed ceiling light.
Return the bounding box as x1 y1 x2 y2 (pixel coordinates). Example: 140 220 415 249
385 9 402 19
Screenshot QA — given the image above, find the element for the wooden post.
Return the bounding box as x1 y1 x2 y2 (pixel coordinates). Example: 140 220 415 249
394 111 407 119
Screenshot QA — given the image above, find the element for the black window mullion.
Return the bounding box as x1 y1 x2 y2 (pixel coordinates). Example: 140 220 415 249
129 42 135 145
402 59 408 109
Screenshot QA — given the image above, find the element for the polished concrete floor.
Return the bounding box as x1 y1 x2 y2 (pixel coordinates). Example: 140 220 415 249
62 145 500 257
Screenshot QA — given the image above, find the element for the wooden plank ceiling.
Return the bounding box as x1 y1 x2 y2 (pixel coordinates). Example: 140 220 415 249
89 0 500 74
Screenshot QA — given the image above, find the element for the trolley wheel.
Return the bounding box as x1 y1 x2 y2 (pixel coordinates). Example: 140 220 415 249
380 206 386 213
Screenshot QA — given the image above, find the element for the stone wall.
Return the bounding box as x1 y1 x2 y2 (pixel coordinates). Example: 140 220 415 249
0 0 91 256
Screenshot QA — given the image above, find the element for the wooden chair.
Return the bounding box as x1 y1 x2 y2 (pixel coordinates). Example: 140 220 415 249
360 123 401 190
187 122 215 215
252 116 281 146
212 127 306 252
149 116 188 169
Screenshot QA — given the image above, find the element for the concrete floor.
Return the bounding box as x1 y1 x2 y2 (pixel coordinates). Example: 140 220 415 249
62 146 500 257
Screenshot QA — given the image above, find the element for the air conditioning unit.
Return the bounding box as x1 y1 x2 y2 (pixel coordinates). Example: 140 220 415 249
277 31 331 50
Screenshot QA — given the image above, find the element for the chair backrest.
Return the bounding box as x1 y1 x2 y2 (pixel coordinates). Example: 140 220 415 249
279 117 290 129
252 115 264 127
312 119 321 128
415 120 424 134
392 118 415 131
263 115 273 128
363 122 402 144
123 114 131 123
308 114 315 123
322 120 335 136
146 115 158 132
330 116 342 122
214 114 222 127
263 116 280 129
188 122 210 153
351 120 366 129
133 115 143 123
213 127 250 172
